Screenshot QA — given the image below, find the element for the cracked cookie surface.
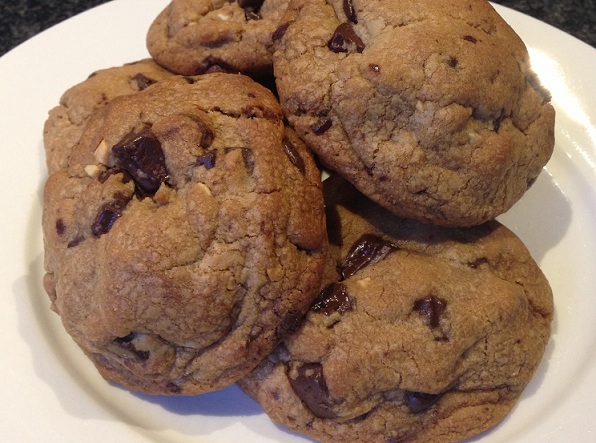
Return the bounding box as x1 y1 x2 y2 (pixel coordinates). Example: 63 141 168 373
43 59 175 175
273 0 555 226
147 0 290 76
238 174 553 442
42 72 327 394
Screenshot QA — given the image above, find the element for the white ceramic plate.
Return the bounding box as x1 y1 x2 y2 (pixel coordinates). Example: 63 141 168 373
1 0 595 441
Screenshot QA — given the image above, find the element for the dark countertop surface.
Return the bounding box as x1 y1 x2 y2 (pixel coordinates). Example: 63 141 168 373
1 0 594 57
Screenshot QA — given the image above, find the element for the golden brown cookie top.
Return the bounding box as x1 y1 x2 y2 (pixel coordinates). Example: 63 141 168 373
147 0 290 76
273 0 555 226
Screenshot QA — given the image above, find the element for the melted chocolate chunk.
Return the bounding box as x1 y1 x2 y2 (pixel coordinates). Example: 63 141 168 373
194 56 240 75
340 234 399 279
272 22 291 42
289 362 337 419
413 295 447 329
328 22 365 54
113 333 150 361
493 109 505 133
67 235 85 248
343 0 358 23
130 73 157 91
91 193 131 237
278 310 304 337
192 117 214 148
196 151 217 169
112 129 169 196
311 283 353 315
224 147 255 174
55 219 65 236
282 137 306 175
242 148 255 174
310 116 332 135
238 0 264 9
463 35 478 43
404 391 442 413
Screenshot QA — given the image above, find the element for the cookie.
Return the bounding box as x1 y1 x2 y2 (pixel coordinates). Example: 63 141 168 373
43 59 174 175
272 0 555 226
147 0 290 76
238 174 553 442
42 72 327 395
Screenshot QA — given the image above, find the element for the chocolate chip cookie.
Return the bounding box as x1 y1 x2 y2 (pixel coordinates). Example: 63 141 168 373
147 0 290 76
238 174 553 442
273 0 555 226
43 59 174 175
42 72 327 395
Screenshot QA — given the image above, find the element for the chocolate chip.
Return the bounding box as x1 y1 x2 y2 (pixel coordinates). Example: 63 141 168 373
242 148 255 174
238 0 264 9
272 22 291 42
112 129 170 196
311 283 353 315
183 77 196 84
413 295 447 330
340 234 399 279
113 333 150 361
310 116 332 135
404 391 441 413
289 362 337 418
55 219 66 236
278 310 304 337
467 257 488 269
166 382 182 394
196 151 217 169
194 56 240 75
130 73 157 91
328 22 365 54
191 116 214 148
224 147 255 174
493 109 505 133
343 0 358 23
67 235 85 248
447 56 458 68
282 137 306 175
91 193 131 237
463 35 478 43
369 63 380 73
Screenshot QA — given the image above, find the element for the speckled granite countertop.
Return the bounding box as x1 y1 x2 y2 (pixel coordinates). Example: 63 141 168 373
1 0 594 56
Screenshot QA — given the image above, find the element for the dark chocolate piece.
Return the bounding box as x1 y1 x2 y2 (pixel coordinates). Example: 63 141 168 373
343 0 358 23
328 22 365 54
289 362 337 419
413 295 447 330
91 193 131 237
282 136 306 175
130 73 157 91
404 391 442 413
310 116 332 135
311 283 353 316
112 129 169 196
340 234 399 279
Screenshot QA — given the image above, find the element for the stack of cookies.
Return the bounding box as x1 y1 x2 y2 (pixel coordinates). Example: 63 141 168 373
42 0 555 442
